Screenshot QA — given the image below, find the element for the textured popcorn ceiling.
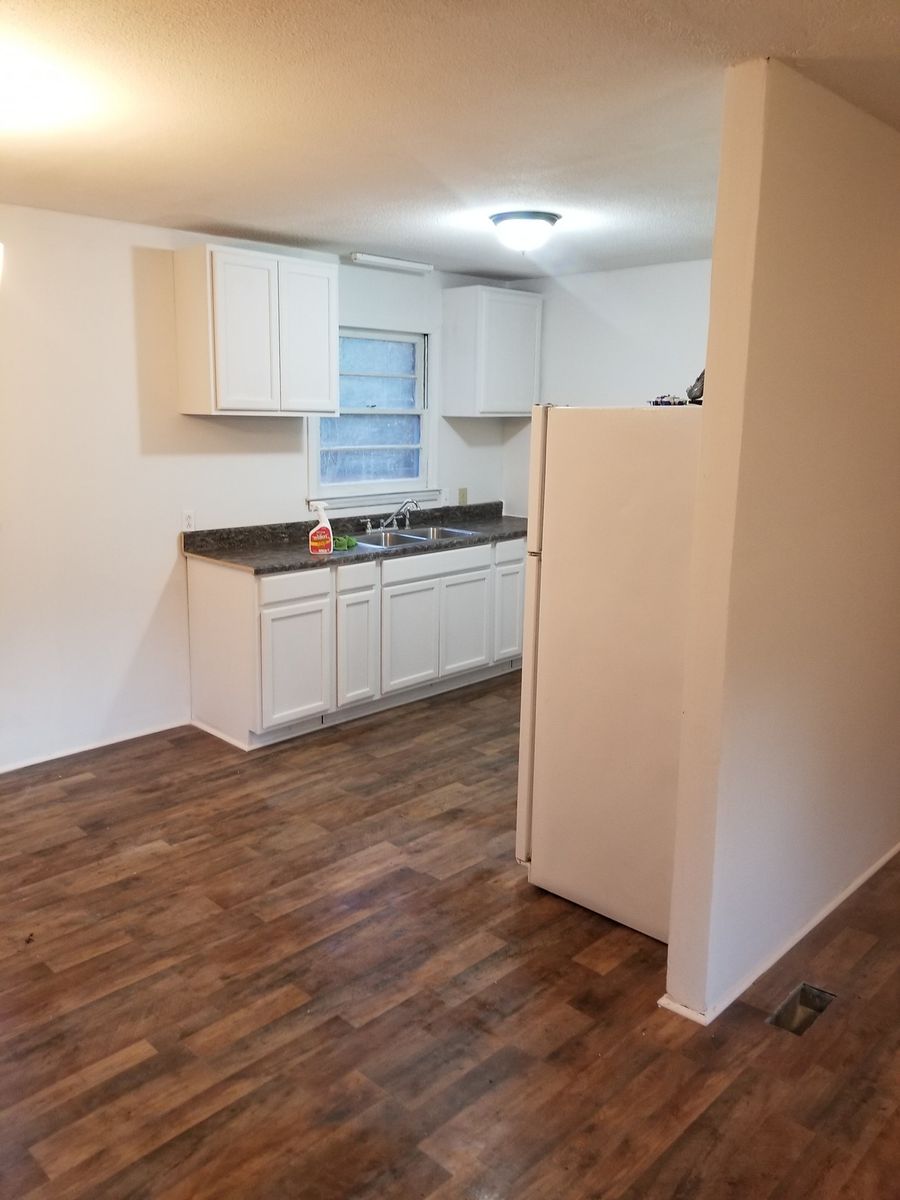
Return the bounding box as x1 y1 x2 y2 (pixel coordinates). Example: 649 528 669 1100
2 0 898 277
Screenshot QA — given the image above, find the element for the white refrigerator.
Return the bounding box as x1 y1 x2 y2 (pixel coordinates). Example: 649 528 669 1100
515 404 702 942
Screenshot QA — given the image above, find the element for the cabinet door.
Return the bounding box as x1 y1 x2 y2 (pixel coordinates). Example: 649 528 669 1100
440 569 492 677
260 597 333 727
494 561 525 660
481 290 542 415
278 260 338 414
211 250 280 411
382 579 440 693
336 587 380 707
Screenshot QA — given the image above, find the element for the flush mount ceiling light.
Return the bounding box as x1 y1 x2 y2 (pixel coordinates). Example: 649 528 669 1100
489 211 561 252
0 36 104 135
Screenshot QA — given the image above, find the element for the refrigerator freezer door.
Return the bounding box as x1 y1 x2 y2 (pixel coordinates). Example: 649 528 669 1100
527 406 701 941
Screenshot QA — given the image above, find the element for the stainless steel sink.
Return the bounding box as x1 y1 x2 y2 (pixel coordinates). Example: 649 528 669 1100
355 530 429 548
407 526 476 540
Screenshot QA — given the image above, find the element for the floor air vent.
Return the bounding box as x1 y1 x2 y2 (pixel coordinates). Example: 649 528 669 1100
767 982 836 1035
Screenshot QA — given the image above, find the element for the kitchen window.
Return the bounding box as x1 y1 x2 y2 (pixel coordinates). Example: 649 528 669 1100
309 329 431 502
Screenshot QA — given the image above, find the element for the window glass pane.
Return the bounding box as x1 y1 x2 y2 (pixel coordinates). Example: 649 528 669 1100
320 414 420 448
340 375 417 411
321 448 420 484
339 336 416 376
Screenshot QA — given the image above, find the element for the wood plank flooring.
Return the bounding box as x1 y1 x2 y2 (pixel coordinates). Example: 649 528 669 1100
1 674 898 1199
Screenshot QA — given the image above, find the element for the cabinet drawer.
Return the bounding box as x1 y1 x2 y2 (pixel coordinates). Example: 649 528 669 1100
258 568 332 606
336 560 378 592
494 538 526 564
381 544 492 585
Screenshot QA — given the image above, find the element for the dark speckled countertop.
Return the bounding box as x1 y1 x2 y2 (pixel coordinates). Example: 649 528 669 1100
182 502 527 575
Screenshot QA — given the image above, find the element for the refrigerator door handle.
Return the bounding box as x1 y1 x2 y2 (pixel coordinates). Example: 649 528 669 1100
515 549 543 864
525 405 550 556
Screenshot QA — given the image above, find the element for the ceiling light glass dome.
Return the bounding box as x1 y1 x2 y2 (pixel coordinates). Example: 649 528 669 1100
490 211 561 252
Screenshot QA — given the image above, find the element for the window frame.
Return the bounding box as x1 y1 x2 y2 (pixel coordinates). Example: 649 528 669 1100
308 327 437 506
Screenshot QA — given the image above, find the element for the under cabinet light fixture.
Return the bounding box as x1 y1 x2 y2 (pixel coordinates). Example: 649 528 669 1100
490 211 561 252
349 252 434 274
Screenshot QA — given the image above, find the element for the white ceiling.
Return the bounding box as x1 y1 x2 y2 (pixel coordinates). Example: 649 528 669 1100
2 1 898 278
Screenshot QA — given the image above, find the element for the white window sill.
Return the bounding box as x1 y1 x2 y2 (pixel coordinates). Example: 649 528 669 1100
306 488 443 513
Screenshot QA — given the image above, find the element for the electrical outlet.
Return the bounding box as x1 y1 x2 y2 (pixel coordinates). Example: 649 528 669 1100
457 487 468 506
182 509 195 533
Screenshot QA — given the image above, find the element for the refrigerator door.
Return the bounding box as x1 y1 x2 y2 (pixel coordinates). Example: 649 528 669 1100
527 406 701 941
515 405 550 863
515 551 542 863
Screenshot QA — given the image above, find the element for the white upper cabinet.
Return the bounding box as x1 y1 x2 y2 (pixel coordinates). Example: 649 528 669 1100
174 243 338 416
278 257 339 413
441 286 542 417
212 251 280 411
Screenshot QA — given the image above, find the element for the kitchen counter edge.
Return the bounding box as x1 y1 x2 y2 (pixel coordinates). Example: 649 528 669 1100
183 517 528 576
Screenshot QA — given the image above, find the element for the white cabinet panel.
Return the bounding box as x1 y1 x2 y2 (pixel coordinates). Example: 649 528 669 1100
382 579 440 693
494 537 526 565
381 542 492 585
337 587 380 707
211 250 280 411
260 596 333 727
481 290 542 414
258 568 332 606
440 569 492 676
278 260 338 414
493 560 525 660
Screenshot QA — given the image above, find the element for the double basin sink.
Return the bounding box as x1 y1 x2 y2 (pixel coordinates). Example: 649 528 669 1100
355 526 476 550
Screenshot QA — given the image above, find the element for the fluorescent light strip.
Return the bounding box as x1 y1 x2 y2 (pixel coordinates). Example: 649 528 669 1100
349 252 434 274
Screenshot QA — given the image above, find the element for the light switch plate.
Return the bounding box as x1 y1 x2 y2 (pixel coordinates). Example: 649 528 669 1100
457 487 468 505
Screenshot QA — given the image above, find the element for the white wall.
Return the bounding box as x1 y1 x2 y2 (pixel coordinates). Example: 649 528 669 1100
500 420 533 518
666 61 900 1020
339 263 508 508
528 259 711 407
499 260 712 515
0 204 506 771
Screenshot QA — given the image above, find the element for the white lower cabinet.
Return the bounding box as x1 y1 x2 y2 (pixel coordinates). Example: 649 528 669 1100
382 578 441 693
493 560 526 660
440 569 492 676
260 594 334 726
186 537 524 750
336 563 380 708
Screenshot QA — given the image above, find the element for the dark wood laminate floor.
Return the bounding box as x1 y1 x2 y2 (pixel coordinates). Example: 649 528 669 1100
1 674 898 1199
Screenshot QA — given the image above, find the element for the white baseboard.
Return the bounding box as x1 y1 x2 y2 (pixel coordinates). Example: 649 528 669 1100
657 993 714 1026
0 719 186 776
189 719 255 752
4 665 520 773
192 660 522 754
659 836 900 1026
